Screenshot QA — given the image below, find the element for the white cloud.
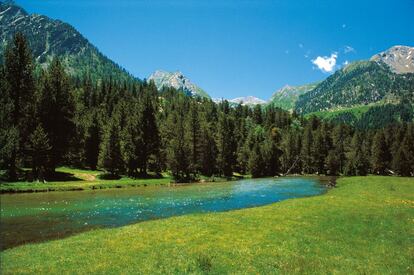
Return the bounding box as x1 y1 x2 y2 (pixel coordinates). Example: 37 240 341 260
312 53 338 73
344 45 355 53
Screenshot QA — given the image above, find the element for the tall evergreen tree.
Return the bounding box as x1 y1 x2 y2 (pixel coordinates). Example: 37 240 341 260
217 114 236 177
263 127 282 176
27 125 51 181
249 143 265 178
326 149 340 176
186 101 203 175
345 132 369 176
138 89 160 175
200 125 217 177
98 118 124 176
166 103 191 182
2 33 35 180
85 112 101 170
371 131 391 175
38 57 75 173
301 124 313 174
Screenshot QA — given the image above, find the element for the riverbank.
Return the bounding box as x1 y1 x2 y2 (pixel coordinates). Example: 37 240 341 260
0 167 247 193
1 176 412 274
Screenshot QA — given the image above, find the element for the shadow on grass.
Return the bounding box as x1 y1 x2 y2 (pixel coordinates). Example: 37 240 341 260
98 172 163 180
0 170 83 183
98 173 122 180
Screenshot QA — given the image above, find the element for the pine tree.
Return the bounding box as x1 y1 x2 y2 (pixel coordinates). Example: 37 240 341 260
312 127 326 174
200 125 217 177
166 104 191 182
280 128 302 174
301 124 313 174
263 127 282 176
371 131 391 175
28 125 51 181
249 144 265 178
38 57 75 173
345 133 369 176
332 124 348 174
186 101 202 175
392 127 414 176
3 33 35 180
85 112 101 170
326 149 340 176
253 104 263 125
392 146 410 176
138 90 160 175
98 118 124 176
217 114 236 177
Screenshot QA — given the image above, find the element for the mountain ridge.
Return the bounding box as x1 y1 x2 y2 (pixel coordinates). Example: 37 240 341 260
295 45 414 114
0 1 137 82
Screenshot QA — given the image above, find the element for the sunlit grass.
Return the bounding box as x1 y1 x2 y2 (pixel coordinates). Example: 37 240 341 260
1 176 412 274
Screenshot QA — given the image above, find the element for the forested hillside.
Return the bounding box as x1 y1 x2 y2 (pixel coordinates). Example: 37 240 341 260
1 34 413 183
269 82 319 111
295 60 414 113
0 1 136 83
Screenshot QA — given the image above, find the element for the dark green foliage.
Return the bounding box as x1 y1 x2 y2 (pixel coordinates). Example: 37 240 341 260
301 124 314 174
85 113 101 170
1 32 36 180
98 118 124 176
200 126 217 177
217 114 237 177
371 131 391 175
326 150 340 176
37 57 76 172
138 88 161 175
249 144 265 178
186 101 203 175
166 98 191 182
345 133 369 176
27 125 51 181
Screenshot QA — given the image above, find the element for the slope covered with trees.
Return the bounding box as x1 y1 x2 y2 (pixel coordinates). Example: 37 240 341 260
1 34 413 183
295 60 414 114
0 1 136 83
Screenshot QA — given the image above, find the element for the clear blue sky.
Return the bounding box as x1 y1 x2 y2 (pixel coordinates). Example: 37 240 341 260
15 0 414 99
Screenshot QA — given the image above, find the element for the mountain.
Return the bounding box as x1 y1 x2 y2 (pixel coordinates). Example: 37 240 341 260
269 82 319 111
295 45 414 114
0 1 136 82
148 70 210 98
371 45 414 74
228 96 266 106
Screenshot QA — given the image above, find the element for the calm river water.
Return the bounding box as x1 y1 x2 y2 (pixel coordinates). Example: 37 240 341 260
0 177 326 250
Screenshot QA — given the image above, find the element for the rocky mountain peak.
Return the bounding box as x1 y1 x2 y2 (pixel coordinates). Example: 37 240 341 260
370 45 414 74
228 96 266 106
148 70 210 98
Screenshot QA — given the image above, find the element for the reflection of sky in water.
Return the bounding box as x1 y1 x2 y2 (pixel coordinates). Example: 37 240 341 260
0 177 325 249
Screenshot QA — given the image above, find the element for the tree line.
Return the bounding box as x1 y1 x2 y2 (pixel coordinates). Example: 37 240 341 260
1 34 413 182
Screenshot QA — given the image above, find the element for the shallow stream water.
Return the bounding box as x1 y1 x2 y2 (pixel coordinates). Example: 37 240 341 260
0 177 326 250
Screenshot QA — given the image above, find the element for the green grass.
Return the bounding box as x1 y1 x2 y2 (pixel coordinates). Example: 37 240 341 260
0 167 172 193
305 104 372 120
1 176 413 274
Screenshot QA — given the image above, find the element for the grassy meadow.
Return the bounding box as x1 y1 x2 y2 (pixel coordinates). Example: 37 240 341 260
1 176 413 274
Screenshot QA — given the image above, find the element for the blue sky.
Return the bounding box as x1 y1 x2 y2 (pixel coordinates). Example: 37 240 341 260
15 0 414 99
